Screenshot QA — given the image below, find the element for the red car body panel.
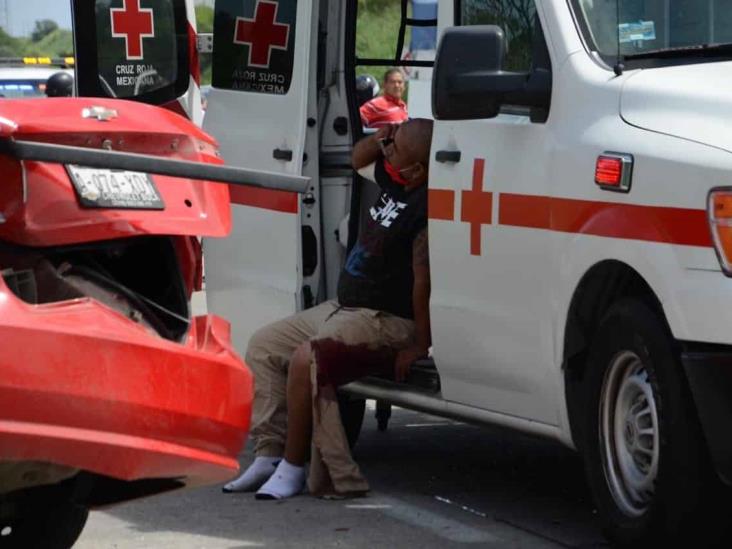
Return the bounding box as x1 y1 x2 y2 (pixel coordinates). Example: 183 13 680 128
0 97 252 491
0 98 231 247
0 291 252 483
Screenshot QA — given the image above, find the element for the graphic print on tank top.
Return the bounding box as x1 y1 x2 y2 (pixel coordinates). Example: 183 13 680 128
338 159 427 319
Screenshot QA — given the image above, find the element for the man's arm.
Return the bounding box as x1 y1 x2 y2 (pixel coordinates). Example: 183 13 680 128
411 228 432 352
394 228 432 382
352 123 396 170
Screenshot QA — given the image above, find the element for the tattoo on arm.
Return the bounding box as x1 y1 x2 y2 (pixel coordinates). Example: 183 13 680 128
413 229 429 269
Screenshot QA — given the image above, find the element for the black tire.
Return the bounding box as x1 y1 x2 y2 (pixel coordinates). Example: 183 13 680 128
1 502 89 549
337 394 365 449
582 299 724 547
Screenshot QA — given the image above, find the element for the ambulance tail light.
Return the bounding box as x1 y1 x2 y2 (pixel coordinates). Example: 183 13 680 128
708 188 732 276
595 153 633 192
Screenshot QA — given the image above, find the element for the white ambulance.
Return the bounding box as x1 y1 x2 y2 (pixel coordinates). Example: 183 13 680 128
85 0 732 545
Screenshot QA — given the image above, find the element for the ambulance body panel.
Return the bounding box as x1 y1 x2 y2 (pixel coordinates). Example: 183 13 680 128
621 60 732 152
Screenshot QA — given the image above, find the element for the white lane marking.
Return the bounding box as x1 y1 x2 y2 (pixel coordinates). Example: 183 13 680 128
345 496 500 544
435 495 488 518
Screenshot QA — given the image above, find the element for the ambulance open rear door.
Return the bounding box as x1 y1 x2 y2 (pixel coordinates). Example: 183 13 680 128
202 0 320 353
73 0 203 124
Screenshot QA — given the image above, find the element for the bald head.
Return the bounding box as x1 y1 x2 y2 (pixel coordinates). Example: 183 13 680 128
398 118 434 167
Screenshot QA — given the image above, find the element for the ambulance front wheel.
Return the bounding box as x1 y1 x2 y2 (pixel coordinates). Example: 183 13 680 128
581 298 724 547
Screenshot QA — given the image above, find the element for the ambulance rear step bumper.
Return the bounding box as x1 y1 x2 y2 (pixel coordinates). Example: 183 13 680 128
682 344 732 486
341 373 558 441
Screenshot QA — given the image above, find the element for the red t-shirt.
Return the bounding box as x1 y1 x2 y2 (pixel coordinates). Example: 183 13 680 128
359 94 408 128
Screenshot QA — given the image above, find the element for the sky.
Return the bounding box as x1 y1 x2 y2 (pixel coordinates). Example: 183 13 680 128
4 0 72 37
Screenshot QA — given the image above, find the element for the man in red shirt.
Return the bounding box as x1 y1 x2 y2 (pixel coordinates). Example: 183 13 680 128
359 68 408 129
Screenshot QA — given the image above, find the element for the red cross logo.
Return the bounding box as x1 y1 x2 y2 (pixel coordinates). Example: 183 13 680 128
461 158 493 256
111 0 155 61
234 0 290 68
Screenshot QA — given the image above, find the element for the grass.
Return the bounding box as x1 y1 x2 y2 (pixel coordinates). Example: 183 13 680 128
356 0 411 79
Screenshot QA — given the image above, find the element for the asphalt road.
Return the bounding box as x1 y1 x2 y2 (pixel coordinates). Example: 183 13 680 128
76 403 610 548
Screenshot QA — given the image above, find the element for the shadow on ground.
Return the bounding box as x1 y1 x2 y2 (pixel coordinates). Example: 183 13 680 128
89 407 612 548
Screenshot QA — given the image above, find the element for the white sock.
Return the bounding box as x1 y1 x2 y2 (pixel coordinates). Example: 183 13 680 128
255 459 306 500
222 456 281 493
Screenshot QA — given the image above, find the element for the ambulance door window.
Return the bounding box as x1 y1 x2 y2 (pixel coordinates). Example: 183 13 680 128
347 0 438 252
457 0 535 71
350 0 438 125
74 0 190 104
456 0 550 118
211 1 296 95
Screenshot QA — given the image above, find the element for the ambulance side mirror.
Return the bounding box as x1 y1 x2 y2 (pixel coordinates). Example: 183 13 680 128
432 25 507 120
432 25 549 121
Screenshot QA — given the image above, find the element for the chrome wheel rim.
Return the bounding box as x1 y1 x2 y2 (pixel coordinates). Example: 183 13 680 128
599 351 659 517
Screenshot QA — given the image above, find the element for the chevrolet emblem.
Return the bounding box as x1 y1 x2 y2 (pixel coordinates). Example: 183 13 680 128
82 106 118 122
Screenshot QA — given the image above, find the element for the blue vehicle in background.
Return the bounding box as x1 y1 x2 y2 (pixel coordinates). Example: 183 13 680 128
405 0 437 118
0 58 73 98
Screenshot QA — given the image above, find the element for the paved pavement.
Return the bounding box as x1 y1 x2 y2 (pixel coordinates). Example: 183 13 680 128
76 403 610 548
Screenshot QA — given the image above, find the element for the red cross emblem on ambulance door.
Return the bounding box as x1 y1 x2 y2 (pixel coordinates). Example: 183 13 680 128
234 0 290 68
111 0 155 61
461 158 493 256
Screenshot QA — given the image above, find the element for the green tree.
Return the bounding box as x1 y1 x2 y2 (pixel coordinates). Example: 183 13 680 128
0 27 23 57
195 5 214 32
31 19 59 43
196 5 214 85
23 29 73 57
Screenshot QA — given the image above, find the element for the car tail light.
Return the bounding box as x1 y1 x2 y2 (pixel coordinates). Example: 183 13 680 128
709 189 732 276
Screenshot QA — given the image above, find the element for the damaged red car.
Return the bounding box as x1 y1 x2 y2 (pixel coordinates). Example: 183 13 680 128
0 1 308 547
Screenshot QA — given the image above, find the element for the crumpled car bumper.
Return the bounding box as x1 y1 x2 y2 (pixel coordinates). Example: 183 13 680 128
0 286 252 488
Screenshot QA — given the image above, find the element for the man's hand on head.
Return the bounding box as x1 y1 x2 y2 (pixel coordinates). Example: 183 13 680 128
374 123 398 142
353 123 399 170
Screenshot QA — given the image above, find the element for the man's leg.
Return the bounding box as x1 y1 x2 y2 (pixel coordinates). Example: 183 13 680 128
284 342 313 467
260 308 416 499
254 342 312 500
223 303 337 493
309 308 415 496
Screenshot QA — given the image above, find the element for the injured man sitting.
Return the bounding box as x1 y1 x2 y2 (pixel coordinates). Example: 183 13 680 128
224 118 433 499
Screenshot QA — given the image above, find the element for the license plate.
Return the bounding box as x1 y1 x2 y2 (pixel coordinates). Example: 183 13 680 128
66 165 165 210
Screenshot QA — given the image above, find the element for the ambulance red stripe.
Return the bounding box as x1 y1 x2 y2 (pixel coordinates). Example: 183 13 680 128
228 185 299 214
428 189 456 220
499 193 712 247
